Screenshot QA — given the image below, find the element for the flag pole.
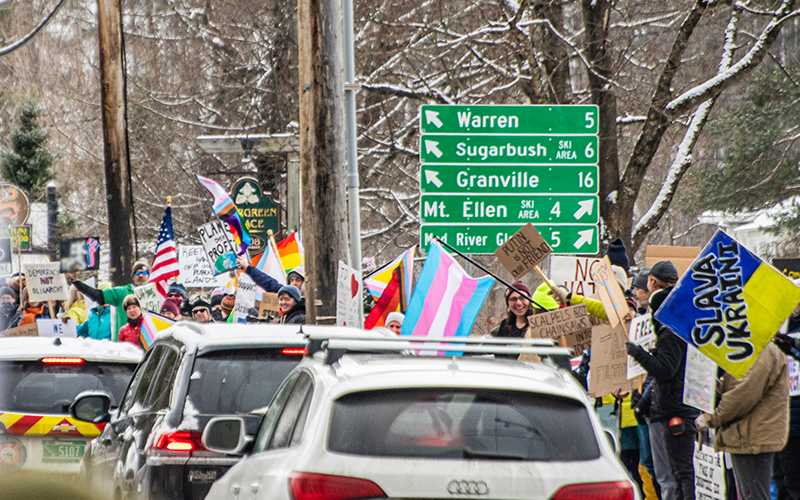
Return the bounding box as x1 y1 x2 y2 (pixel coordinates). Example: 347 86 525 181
433 236 546 311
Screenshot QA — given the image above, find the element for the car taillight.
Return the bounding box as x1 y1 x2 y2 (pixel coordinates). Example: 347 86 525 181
289 472 386 500
152 431 205 453
41 357 85 364
282 347 308 355
551 481 634 500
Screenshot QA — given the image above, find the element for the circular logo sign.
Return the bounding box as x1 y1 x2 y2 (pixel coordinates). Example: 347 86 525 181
0 183 30 226
0 437 27 468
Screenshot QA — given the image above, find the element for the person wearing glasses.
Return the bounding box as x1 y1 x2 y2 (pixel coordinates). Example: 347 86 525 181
191 296 214 323
71 258 151 341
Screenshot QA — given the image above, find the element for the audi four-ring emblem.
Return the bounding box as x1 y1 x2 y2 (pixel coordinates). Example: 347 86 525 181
447 480 489 495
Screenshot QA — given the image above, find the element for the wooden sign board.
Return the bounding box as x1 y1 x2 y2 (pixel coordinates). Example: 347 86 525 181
645 245 700 278
3 323 39 337
588 322 638 397
591 256 630 328
494 223 552 280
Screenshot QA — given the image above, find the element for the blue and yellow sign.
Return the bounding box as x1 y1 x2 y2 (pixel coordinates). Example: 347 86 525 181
655 230 800 378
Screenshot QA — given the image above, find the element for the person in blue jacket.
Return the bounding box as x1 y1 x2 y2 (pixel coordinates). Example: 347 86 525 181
77 303 113 340
236 255 285 293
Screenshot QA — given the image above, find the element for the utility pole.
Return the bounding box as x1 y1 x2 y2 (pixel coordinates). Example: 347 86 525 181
97 0 135 284
298 0 349 324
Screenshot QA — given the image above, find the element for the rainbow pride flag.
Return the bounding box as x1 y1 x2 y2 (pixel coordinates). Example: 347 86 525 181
365 246 415 307
401 241 493 340
655 230 800 378
364 268 403 329
197 174 251 255
277 231 304 271
141 311 176 350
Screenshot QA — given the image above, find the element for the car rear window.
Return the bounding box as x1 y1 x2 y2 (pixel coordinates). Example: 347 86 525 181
185 349 302 415
0 361 136 414
328 388 600 461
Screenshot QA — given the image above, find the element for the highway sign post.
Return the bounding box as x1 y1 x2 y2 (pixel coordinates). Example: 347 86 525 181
419 104 600 255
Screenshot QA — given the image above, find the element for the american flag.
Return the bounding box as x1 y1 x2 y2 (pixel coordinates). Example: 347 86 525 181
149 207 180 300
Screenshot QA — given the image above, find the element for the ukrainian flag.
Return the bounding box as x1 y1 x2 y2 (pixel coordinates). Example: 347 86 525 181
655 230 800 378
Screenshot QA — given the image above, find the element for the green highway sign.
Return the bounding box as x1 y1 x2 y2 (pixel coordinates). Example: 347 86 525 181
420 165 598 194
420 105 599 135
420 135 598 165
421 194 599 224
421 224 598 255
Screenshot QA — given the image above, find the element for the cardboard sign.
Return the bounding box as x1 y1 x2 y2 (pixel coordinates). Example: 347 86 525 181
591 256 630 328
2 323 38 337
645 245 700 278
528 304 590 340
0 237 11 276
25 263 69 302
134 284 161 314
683 345 717 413
257 292 280 321
627 316 656 379
494 223 552 280
694 444 726 500
588 322 637 397
233 274 258 323
177 245 229 287
198 220 238 275
60 237 101 272
37 319 78 338
550 256 602 296
336 261 362 328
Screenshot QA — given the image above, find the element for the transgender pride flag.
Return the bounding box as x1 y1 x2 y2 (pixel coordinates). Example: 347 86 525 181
401 241 494 339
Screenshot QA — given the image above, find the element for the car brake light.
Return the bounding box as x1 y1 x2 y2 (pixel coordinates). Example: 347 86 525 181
41 357 85 364
152 431 205 453
551 481 634 500
289 472 386 500
282 347 307 355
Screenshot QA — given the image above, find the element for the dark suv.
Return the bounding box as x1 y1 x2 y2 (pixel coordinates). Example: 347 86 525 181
70 322 307 500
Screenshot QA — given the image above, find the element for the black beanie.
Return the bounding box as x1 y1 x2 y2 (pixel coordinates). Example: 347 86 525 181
606 238 629 271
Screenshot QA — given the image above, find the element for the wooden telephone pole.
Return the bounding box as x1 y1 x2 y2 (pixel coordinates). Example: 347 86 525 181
298 0 350 323
97 0 135 284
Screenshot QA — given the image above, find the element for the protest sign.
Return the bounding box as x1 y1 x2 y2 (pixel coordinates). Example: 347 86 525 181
591 256 630 328
684 345 717 413
646 245 700 278
528 304 590 340
2 323 38 337
177 245 229 287
694 443 726 500
655 230 800 379
550 256 601 296
198 220 238 275
588 322 638 397
627 316 655 379
494 224 552 280
0 237 11 276
233 274 258 323
336 261 363 328
257 292 280 321
788 333 800 397
134 284 161 313
37 319 78 338
60 237 101 272
25 263 69 302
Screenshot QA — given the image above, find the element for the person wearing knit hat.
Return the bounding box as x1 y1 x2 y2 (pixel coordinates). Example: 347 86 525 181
277 285 306 324
385 312 404 335
159 298 180 319
632 267 652 314
191 295 214 324
606 238 630 272
117 295 144 347
167 282 188 303
287 265 305 291
491 281 535 340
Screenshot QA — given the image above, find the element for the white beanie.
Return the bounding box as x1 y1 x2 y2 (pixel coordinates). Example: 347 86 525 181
386 312 404 327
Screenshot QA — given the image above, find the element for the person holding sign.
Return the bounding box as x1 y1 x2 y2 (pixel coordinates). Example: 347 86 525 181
490 281 558 338
117 295 144 348
550 265 636 321
625 261 698 500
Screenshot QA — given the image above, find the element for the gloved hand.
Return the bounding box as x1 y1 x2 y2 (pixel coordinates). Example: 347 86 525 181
774 333 799 356
695 413 710 431
625 341 641 356
549 285 570 305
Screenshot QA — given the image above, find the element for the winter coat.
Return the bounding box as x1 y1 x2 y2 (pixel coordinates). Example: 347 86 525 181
118 317 144 347
489 317 527 338
569 294 637 322
73 280 134 341
66 301 87 325
707 342 789 454
211 307 230 323
245 266 283 294
280 300 306 324
77 305 113 341
9 303 51 328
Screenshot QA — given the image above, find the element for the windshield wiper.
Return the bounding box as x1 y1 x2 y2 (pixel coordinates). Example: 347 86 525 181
462 447 526 460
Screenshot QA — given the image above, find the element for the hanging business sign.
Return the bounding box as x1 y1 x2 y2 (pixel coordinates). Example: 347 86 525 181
231 178 281 256
0 183 30 226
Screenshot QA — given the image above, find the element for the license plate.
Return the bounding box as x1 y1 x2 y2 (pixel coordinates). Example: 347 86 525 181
42 439 86 463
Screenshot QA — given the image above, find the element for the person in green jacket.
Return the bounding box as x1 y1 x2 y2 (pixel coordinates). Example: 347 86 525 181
71 259 151 340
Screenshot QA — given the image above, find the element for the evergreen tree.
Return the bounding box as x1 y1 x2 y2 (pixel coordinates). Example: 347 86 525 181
1 101 56 200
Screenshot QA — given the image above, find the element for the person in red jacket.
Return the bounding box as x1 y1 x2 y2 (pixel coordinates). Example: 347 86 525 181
118 295 144 348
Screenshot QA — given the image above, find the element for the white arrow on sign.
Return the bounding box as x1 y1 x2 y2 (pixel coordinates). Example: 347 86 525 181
574 229 594 249
425 170 443 188
425 110 443 128
425 140 443 158
574 199 594 219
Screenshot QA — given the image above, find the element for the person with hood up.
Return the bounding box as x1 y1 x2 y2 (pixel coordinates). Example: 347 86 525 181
117 295 144 347
72 258 151 340
287 266 305 292
626 260 698 500
0 287 18 331
277 285 305 324
385 312 404 335
77 287 113 341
